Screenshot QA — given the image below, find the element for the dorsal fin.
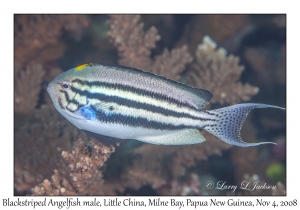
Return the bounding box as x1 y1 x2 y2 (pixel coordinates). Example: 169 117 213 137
183 87 213 109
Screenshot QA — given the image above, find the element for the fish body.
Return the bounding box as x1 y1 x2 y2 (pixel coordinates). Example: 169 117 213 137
47 63 284 147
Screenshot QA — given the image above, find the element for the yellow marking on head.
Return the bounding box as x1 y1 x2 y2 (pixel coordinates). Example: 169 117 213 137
75 64 88 71
75 63 93 71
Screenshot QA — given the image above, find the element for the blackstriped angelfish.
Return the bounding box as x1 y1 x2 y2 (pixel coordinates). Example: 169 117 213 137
47 63 285 147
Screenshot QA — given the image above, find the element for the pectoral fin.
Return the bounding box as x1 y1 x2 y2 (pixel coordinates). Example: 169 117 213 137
73 106 96 120
136 129 206 145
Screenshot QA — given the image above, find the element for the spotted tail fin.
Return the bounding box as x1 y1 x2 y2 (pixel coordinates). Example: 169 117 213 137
203 103 285 147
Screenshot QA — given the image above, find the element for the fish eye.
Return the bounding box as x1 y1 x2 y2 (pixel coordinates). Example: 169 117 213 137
61 81 71 90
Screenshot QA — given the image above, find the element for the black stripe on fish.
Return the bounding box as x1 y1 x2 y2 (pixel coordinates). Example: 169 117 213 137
201 110 217 116
71 79 200 111
59 90 85 109
70 86 217 122
90 104 191 130
58 97 65 110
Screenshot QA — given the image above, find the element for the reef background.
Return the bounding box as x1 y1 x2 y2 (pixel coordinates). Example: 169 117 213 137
14 14 286 196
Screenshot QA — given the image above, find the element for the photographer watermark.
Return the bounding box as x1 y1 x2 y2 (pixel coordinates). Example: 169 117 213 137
206 180 276 193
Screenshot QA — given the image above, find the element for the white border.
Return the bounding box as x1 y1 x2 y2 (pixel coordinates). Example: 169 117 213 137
2 0 297 209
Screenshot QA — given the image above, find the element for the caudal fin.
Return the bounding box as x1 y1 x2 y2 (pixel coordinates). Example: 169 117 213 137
203 103 285 147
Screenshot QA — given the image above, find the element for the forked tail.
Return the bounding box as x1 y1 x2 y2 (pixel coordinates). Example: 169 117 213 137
203 103 285 147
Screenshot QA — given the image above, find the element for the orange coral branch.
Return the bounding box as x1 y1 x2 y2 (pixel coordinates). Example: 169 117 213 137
108 15 160 70
108 15 192 80
31 139 115 195
187 36 259 105
14 15 90 66
14 64 45 114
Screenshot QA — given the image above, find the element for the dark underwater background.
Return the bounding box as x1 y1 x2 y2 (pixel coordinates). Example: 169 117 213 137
14 14 286 195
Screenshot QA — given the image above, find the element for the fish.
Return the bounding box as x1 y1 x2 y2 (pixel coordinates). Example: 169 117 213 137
47 63 285 147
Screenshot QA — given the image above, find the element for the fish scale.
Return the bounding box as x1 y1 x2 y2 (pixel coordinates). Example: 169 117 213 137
47 63 285 146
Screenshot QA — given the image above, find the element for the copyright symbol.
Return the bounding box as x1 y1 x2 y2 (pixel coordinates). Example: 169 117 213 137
206 181 214 189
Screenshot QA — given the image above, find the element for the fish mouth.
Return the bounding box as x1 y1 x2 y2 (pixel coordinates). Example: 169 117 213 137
46 84 51 94
47 84 55 96
47 82 61 95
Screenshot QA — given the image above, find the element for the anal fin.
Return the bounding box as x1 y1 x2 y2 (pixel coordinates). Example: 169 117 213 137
81 129 124 146
136 129 206 145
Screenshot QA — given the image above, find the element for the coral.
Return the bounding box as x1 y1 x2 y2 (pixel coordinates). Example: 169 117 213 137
151 45 193 80
14 164 43 194
14 62 115 195
14 15 91 112
14 64 45 114
244 46 286 85
186 36 259 105
14 14 90 66
31 139 115 195
31 169 76 196
108 15 160 70
14 105 89 194
84 175 124 196
156 173 201 196
177 15 250 54
108 15 192 80
107 132 231 193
